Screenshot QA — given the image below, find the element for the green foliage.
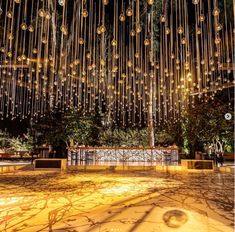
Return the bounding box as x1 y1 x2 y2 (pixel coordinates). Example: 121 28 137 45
155 130 175 145
181 98 233 155
0 130 11 150
99 128 149 147
34 110 101 147
8 134 34 152
152 0 163 51
0 130 33 152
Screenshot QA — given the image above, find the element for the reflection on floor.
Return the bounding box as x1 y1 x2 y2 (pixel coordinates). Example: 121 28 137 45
0 170 233 232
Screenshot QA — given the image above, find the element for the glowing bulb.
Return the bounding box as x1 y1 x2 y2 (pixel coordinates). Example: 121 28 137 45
148 0 154 5
144 38 150 46
60 25 68 35
136 24 142 33
127 61 132 67
111 39 117 47
100 25 106 33
103 0 109 5
126 7 133 16
97 26 102 34
196 28 201 34
177 26 184 34
130 29 135 36
28 25 34 32
7 51 12 57
0 47 5 53
216 23 222 31
58 0 65 6
199 14 205 22
21 22 27 31
38 9 45 17
45 11 51 20
82 9 88 18
165 27 170 34
33 48 38 54
7 11 13 18
8 33 14 40
192 0 199 4
119 13 126 22
213 7 220 17
160 15 166 22
181 37 186 44
214 37 221 44
79 38 84 45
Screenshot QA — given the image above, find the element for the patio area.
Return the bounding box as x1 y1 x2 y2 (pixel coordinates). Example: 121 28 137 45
0 170 233 232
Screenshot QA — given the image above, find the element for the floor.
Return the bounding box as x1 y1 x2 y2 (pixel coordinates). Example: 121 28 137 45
0 170 233 232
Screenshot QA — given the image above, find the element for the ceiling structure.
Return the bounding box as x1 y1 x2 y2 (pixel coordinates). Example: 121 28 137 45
0 0 234 127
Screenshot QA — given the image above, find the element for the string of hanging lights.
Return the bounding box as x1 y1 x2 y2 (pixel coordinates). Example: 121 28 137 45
0 0 233 126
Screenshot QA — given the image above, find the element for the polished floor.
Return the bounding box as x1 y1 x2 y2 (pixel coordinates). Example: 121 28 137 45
0 170 233 232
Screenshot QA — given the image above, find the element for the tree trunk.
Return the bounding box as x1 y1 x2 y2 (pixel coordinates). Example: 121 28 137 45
148 76 155 147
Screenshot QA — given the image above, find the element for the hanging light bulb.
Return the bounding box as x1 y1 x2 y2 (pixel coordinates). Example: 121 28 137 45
181 37 186 44
103 0 109 5
42 36 47 44
7 11 13 18
192 0 199 4
33 48 38 54
130 29 135 36
114 54 119 59
213 7 220 17
21 22 27 31
28 25 34 32
60 25 68 35
147 0 154 5
136 24 142 33
58 0 65 6
144 38 150 46
119 13 126 22
79 38 84 45
160 15 166 22
45 11 51 20
111 39 117 47
196 28 201 34
214 37 221 44
126 7 133 16
8 33 14 40
177 26 184 34
86 53 91 59
97 26 102 34
127 60 132 67
165 27 170 34
199 14 205 22
14 0 21 3
216 23 222 31
7 51 12 58
82 9 88 18
38 9 45 17
0 47 5 53
100 25 106 33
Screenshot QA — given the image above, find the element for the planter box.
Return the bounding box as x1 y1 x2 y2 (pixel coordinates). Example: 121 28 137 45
181 159 213 170
34 159 67 171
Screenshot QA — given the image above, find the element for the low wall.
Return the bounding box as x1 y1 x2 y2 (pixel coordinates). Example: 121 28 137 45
0 165 25 174
68 165 183 172
218 166 234 173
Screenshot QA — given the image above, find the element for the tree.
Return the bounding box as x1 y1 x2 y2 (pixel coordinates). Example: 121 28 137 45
182 98 233 156
99 128 149 147
33 110 101 148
